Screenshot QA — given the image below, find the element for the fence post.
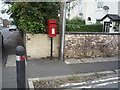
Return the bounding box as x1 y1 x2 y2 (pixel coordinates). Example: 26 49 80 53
16 46 26 89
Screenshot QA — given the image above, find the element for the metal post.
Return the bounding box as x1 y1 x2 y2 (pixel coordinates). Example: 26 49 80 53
60 0 67 61
51 37 53 58
16 46 26 89
0 32 2 90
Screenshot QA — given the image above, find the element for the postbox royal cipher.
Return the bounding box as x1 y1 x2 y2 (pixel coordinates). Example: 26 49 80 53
48 20 57 37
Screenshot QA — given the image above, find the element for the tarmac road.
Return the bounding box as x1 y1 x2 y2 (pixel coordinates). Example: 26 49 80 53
0 28 11 40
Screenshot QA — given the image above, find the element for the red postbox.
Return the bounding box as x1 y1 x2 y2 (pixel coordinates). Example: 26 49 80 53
48 20 57 37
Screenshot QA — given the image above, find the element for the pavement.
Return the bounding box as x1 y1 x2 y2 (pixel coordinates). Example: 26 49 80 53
1 29 120 89
5 55 119 67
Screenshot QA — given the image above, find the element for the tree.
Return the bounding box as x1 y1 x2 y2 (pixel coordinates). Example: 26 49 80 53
7 2 60 34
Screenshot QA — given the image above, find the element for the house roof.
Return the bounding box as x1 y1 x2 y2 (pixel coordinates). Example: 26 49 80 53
100 14 120 21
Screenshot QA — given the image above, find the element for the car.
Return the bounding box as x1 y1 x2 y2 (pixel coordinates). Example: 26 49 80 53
8 25 17 31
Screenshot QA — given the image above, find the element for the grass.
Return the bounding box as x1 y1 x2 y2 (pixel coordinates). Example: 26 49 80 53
67 76 80 81
106 53 113 57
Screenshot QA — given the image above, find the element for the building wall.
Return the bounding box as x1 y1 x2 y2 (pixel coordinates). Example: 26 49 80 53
65 33 119 58
26 33 60 60
68 0 119 25
3 19 9 27
104 0 119 15
0 17 3 27
118 1 120 15
67 0 80 19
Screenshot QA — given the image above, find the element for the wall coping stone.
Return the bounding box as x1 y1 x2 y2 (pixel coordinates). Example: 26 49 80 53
26 31 120 35
65 32 120 35
26 31 60 34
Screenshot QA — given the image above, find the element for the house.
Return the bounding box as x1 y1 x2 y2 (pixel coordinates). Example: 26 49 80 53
3 19 10 27
67 0 120 25
100 14 120 33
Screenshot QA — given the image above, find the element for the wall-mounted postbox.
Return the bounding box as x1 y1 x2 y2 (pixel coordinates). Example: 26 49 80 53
48 20 57 37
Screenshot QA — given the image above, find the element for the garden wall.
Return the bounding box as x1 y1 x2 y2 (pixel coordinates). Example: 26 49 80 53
25 33 60 60
25 32 119 60
65 33 119 59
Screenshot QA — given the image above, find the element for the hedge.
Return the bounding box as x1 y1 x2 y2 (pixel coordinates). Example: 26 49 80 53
66 24 103 32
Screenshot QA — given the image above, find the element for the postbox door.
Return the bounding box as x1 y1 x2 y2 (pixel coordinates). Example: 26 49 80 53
48 24 56 37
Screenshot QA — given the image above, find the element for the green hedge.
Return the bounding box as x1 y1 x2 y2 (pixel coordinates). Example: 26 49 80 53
66 18 85 25
66 24 103 32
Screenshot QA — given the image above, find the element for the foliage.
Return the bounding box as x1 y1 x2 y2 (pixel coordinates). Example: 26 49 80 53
66 17 102 32
66 17 85 25
6 2 60 34
66 24 103 32
67 76 80 81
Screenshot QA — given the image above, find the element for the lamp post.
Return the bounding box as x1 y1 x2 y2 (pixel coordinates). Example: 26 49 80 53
60 0 67 61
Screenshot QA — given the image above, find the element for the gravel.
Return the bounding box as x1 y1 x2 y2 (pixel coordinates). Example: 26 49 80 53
33 73 113 88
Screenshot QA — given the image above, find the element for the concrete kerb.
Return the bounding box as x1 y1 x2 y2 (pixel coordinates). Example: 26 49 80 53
65 57 119 64
28 69 119 89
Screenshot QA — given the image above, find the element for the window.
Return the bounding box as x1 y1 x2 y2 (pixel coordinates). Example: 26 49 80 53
114 22 119 32
97 0 103 8
88 17 91 21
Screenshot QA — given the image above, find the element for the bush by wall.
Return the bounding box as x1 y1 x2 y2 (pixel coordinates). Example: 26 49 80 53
66 24 103 32
7 2 60 34
66 17 85 25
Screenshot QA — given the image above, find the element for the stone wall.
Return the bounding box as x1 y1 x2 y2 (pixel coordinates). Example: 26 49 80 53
25 32 119 60
65 33 119 58
25 33 60 60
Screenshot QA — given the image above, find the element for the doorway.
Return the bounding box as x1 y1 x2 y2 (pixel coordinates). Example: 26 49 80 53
104 22 110 32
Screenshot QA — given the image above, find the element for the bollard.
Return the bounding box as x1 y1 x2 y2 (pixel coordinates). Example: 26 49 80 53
16 46 26 89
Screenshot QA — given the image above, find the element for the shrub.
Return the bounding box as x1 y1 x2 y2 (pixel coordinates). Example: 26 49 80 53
7 2 60 34
66 24 103 32
66 17 85 25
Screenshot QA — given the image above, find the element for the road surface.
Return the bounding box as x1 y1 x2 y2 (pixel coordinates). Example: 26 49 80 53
0 28 15 41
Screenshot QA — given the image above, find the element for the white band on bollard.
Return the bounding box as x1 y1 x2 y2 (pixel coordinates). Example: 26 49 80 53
16 56 25 61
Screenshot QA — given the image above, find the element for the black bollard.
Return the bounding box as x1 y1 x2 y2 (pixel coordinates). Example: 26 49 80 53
16 46 26 90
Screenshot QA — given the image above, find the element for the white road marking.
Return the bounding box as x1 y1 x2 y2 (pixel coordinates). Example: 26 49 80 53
77 81 120 88
60 77 120 88
3 32 14 41
91 77 119 83
60 82 87 87
92 81 120 88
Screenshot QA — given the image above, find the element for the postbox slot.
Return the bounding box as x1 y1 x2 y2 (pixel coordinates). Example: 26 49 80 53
50 23 56 24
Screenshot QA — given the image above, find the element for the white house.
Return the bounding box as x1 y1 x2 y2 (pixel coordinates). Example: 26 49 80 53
0 17 3 29
100 14 120 33
67 0 120 25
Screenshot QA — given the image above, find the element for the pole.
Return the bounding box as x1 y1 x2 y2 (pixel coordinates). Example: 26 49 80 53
60 0 66 61
16 46 26 89
51 37 53 58
0 32 2 90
